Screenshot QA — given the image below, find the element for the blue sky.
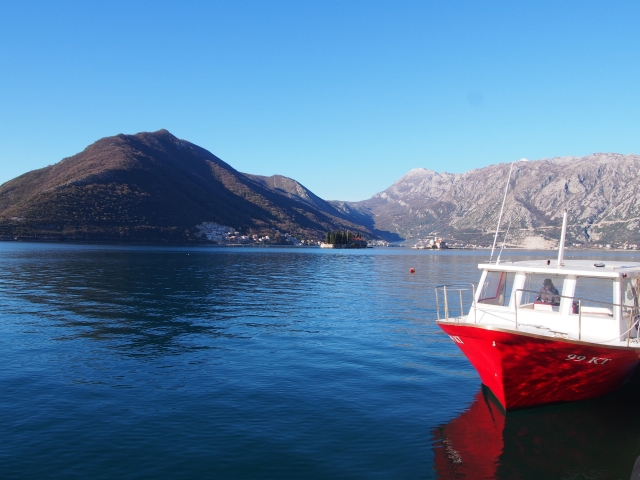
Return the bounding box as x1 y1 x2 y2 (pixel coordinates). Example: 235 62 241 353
1 1 638 201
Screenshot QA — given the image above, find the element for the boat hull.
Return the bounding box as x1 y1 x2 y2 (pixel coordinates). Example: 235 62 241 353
438 322 640 410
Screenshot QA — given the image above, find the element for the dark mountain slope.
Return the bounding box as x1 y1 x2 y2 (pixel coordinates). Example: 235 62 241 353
0 130 370 242
245 173 402 240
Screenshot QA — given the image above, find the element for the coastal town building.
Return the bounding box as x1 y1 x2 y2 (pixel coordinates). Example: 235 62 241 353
195 222 303 245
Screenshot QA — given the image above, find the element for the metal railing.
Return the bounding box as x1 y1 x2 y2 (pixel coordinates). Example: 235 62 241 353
435 284 640 344
435 283 476 321
514 288 640 345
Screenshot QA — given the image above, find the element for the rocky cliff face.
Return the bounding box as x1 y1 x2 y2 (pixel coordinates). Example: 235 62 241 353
244 174 337 215
344 153 640 246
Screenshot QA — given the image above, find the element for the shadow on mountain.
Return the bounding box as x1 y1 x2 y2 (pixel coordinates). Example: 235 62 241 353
327 200 403 242
0 130 372 243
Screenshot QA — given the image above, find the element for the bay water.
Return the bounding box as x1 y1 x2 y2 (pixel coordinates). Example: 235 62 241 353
1 243 639 479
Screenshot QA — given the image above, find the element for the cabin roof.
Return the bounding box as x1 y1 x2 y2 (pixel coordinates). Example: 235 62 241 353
478 259 640 279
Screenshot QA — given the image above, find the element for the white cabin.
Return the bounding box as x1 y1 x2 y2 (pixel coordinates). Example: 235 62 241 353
436 259 640 347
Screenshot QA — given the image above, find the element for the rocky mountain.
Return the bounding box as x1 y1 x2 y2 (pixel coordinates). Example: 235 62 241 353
3 130 637 247
244 174 334 214
0 130 371 243
339 153 640 247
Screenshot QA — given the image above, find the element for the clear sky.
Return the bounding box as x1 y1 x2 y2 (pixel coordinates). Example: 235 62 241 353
1 1 639 201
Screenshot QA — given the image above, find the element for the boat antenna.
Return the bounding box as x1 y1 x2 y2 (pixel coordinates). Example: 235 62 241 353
489 159 526 263
496 215 512 264
557 209 568 266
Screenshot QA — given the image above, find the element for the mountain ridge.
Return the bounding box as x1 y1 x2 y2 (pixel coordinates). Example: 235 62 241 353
2 129 638 247
0 130 372 243
341 152 640 246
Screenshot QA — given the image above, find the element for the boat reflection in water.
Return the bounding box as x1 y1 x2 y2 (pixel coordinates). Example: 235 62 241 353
432 376 640 480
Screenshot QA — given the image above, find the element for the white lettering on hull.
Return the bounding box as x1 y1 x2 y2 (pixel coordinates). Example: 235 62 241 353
565 354 611 364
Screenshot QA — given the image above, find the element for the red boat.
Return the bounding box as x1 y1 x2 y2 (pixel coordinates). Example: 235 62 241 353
437 213 640 410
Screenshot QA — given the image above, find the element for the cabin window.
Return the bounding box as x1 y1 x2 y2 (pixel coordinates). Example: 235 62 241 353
478 271 514 306
622 278 640 329
520 274 565 309
573 277 614 316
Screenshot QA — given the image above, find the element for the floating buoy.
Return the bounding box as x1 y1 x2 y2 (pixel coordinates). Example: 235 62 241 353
410 268 415 274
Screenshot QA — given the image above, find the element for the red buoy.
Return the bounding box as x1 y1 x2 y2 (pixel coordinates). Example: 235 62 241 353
410 268 415 274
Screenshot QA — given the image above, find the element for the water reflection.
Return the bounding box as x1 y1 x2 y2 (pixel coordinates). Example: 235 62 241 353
0 249 251 354
2 245 640 478
432 377 640 480
0 247 438 356
0 246 489 357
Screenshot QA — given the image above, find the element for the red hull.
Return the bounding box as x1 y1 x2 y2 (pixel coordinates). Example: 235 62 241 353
439 322 640 410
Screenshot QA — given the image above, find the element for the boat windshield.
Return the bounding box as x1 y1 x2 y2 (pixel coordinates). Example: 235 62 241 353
573 277 614 316
478 271 514 306
520 273 565 307
622 278 640 336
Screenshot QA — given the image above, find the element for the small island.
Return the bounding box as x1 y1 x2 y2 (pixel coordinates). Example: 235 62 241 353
320 230 368 249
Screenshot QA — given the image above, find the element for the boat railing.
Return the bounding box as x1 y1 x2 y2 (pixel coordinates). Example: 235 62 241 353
514 288 640 344
435 283 476 321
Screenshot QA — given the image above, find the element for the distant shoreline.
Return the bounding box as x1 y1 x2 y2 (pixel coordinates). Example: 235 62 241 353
0 238 321 248
0 238 638 253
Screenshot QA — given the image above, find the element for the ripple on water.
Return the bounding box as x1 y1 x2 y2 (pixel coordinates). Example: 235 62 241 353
1 244 639 479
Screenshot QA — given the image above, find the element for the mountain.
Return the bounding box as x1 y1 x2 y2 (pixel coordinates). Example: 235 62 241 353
339 153 640 247
4 131 637 247
0 130 371 243
244 173 335 214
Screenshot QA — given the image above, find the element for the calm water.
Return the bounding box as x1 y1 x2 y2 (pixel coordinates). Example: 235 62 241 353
1 244 639 479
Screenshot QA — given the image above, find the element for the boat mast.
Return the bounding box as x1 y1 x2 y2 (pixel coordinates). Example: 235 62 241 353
496 217 512 264
557 209 568 266
489 161 516 263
